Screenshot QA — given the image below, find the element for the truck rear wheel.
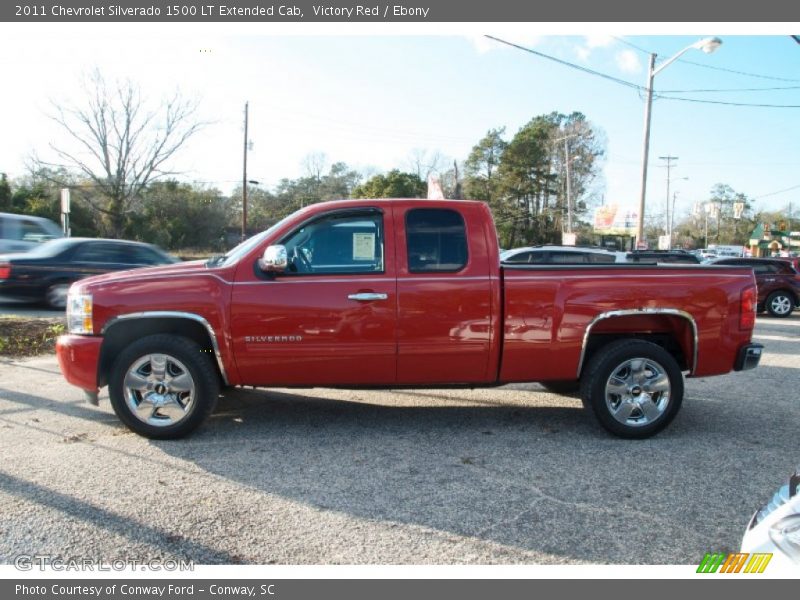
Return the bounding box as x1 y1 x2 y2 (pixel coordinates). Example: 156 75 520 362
580 339 683 439
108 334 220 439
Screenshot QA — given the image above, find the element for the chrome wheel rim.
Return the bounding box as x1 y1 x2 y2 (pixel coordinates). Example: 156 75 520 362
123 354 196 427
604 357 670 427
770 295 792 315
46 284 69 309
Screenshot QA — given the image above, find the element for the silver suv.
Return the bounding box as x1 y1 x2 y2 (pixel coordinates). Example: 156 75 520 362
0 212 63 254
500 245 628 264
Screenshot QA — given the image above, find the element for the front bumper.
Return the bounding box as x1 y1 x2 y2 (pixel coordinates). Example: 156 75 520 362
734 343 764 371
56 334 103 392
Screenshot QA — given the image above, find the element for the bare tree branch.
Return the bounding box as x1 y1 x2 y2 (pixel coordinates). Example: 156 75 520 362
41 70 205 236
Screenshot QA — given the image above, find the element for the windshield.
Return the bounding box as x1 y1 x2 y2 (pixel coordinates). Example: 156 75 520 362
213 215 294 268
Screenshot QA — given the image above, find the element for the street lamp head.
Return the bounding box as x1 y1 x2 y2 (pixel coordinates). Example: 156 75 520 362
693 37 722 54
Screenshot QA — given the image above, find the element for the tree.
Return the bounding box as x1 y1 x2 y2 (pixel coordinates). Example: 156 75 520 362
42 70 204 237
672 183 756 248
130 181 227 250
351 170 425 199
464 128 507 204
467 113 604 248
8 169 99 237
0 173 11 211
405 148 448 181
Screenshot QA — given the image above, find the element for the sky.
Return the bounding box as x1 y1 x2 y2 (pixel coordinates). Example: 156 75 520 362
1 23 799 229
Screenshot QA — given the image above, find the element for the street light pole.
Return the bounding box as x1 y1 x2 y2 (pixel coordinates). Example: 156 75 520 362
242 101 249 242
635 37 722 248
636 53 656 249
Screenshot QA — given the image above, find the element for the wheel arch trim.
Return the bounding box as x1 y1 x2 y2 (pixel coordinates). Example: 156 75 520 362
576 308 698 379
101 311 229 385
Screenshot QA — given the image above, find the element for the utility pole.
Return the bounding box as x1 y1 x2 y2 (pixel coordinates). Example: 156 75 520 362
564 136 573 233
671 191 678 247
242 101 249 242
659 155 678 248
554 133 579 234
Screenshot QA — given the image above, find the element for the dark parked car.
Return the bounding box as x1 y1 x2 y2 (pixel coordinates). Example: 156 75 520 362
714 257 800 318
0 238 178 309
626 250 702 265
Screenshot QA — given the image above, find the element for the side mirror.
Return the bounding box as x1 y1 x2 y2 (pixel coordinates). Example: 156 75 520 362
259 245 288 273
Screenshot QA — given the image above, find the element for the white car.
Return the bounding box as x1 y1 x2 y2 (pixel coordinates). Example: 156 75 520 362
741 471 800 569
500 245 627 265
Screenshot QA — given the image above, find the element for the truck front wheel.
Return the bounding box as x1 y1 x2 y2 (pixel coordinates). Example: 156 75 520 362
108 334 220 439
580 339 683 439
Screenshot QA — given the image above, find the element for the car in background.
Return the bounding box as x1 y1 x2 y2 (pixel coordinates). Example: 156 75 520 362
0 212 63 254
713 257 800 318
0 238 178 309
776 255 800 273
625 249 702 265
500 245 627 264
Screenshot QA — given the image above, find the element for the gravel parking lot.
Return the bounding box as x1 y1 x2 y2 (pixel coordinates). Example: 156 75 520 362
0 314 798 565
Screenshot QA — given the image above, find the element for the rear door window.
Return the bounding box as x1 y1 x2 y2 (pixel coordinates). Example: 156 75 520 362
405 208 467 273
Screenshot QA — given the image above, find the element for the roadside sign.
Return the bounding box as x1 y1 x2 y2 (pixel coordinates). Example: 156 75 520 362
60 188 70 213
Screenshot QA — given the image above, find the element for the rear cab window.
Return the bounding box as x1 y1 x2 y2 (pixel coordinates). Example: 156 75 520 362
405 208 468 273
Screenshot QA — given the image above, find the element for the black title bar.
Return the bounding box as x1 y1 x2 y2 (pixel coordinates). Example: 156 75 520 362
3 0 800 22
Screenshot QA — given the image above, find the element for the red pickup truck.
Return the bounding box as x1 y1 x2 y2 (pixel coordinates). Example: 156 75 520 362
56 199 763 439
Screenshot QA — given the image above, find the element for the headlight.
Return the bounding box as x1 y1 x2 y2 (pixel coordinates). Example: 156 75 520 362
67 291 93 334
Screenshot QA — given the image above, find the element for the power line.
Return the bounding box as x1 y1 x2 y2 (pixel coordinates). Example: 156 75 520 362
484 35 644 91
753 183 800 200
488 35 800 109
653 94 800 108
613 35 800 84
658 85 800 93
611 36 652 56
676 58 800 83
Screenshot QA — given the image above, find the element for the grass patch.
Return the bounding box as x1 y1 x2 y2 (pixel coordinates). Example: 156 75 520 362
0 317 65 357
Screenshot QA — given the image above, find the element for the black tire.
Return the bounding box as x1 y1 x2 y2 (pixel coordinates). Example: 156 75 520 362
765 291 794 318
540 380 580 396
580 339 684 439
108 334 220 439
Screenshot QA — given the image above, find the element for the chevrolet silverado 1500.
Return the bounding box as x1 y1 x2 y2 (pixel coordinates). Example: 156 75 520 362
56 199 763 439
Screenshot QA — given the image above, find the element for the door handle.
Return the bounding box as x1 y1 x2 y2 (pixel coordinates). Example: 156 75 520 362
348 293 388 301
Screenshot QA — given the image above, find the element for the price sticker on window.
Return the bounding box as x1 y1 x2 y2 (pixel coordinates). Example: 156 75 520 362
353 233 375 261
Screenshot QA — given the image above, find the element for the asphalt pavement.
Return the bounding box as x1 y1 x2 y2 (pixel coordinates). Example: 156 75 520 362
0 296 64 319
0 314 798 565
